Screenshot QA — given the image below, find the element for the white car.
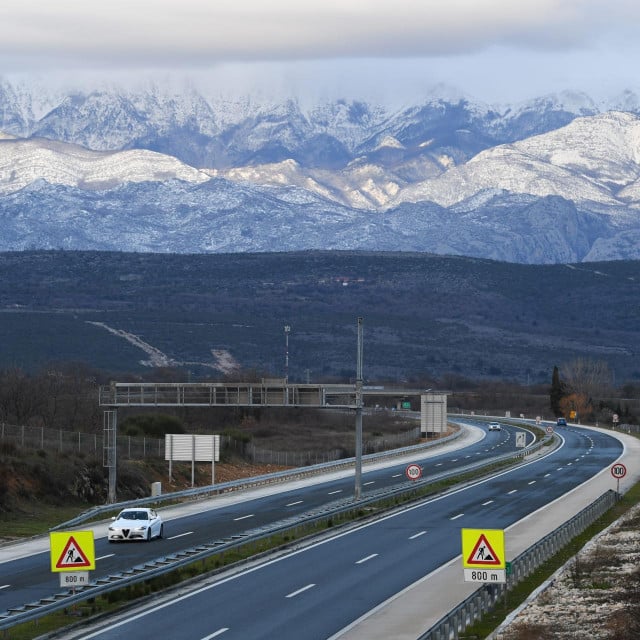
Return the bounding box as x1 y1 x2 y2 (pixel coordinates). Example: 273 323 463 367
488 422 501 431
108 507 163 542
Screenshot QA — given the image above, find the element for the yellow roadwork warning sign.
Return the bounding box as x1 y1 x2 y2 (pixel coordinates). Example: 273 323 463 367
50 531 95 572
461 528 505 570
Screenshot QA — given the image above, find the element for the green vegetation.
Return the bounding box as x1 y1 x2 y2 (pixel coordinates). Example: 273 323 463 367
1 250 640 384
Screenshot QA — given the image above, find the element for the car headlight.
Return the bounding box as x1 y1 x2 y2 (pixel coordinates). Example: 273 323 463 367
133 526 148 531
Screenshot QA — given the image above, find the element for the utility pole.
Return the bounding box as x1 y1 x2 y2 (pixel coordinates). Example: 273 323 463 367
354 317 363 501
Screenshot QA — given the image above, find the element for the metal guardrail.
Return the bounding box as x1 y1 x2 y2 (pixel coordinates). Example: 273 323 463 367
418 489 619 640
51 427 463 531
0 431 552 631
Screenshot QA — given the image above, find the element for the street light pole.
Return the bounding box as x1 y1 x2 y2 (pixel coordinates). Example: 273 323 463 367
284 325 290 382
355 317 363 501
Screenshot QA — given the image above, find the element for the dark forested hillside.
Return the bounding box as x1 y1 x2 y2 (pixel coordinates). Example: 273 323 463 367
0 250 638 384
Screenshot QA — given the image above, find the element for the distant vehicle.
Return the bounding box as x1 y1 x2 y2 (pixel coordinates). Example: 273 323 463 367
488 422 501 431
108 508 163 542
556 417 567 426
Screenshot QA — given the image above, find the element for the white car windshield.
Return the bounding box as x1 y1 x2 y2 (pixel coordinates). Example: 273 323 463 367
119 511 148 521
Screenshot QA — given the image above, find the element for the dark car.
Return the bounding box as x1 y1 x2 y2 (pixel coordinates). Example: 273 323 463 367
556 417 567 426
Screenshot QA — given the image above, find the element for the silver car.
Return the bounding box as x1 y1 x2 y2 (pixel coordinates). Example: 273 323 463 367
488 422 501 431
108 508 163 542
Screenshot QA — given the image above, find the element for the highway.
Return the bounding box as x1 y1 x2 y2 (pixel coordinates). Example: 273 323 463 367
0 420 519 615
47 423 622 640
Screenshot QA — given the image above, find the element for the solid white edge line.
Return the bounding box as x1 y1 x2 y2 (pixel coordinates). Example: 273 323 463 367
0 585 9 590
233 514 254 521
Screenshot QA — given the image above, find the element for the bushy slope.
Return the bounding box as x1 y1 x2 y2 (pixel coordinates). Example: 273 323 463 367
1 250 639 384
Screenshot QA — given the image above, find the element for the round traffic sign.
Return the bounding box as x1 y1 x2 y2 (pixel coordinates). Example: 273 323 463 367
611 463 627 479
546 426 554 434
405 463 422 481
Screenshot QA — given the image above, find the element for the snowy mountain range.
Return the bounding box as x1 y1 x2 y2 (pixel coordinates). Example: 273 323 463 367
1 79 640 263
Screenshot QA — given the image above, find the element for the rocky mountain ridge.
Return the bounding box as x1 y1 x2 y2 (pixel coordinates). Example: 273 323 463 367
2 79 640 263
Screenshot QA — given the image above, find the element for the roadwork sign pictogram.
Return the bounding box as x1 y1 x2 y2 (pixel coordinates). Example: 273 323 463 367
50 531 96 572
461 529 505 570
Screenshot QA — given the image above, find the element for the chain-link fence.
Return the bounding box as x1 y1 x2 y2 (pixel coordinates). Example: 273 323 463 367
0 423 422 465
0 422 164 460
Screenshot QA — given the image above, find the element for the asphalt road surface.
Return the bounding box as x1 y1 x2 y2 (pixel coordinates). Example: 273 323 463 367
54 424 622 640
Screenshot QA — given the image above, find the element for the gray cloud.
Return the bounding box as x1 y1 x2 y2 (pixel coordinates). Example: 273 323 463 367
0 0 638 70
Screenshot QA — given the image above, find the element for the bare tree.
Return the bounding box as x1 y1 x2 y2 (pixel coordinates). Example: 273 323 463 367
0 367 43 425
560 358 613 399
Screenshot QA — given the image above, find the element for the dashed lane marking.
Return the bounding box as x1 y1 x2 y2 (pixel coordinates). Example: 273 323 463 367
356 554 378 564
409 531 427 540
286 584 316 598
168 532 193 540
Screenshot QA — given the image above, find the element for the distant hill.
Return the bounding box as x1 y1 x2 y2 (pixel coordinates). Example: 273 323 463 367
1 250 639 385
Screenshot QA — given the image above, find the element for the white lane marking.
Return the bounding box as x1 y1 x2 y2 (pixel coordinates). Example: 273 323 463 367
286 583 316 598
201 629 229 639
452 459 459 462
96 554 115 561
391 473 402 478
482 500 494 506
567 463 573 466
508 489 518 495
0 585 10 590
328 490 342 495
168 531 193 540
450 513 464 520
356 554 378 564
528 481 536 485
409 531 427 540
363 481 375 486
286 500 303 507
557 467 563 471
233 514 254 521
435 463 443 467
544 473 551 477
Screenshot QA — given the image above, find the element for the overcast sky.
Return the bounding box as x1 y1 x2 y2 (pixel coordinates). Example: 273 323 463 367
0 0 638 104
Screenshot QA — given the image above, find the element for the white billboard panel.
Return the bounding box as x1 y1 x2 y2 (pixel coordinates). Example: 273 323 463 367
165 434 220 462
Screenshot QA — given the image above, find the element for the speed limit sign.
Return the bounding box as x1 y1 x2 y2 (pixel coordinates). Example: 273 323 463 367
405 463 422 481
611 463 627 479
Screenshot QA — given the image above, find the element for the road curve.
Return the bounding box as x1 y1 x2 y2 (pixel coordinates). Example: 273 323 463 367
53 423 623 640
